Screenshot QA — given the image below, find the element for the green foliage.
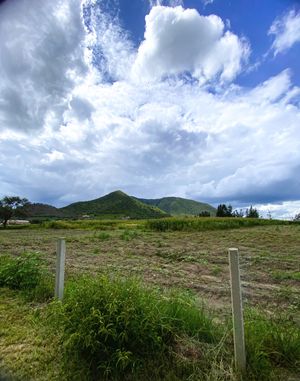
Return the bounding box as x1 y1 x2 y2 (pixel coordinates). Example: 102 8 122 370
216 204 233 217
94 231 111 240
42 219 120 230
136 196 216 216
198 211 211 217
55 276 220 379
146 217 291 232
245 206 259 218
271 270 300 281
245 309 300 380
232 209 244 217
0 195 29 228
0 252 45 290
0 252 53 302
61 190 168 219
294 212 300 221
120 229 139 241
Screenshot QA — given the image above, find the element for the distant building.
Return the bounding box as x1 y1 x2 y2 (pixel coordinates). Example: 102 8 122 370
7 220 30 225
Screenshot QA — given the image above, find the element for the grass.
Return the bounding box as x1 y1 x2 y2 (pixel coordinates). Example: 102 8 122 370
1 223 300 380
271 270 300 281
145 217 296 232
244 309 300 380
52 275 221 380
0 252 53 301
1 273 299 381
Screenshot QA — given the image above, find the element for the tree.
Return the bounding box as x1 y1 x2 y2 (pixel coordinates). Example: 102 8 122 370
216 204 233 217
198 211 211 217
294 213 300 221
232 209 244 218
0 196 29 228
245 205 259 218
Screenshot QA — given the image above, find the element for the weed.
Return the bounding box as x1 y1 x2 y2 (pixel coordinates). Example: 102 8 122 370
120 229 139 241
211 265 222 276
54 275 221 379
245 309 300 380
94 232 111 240
0 252 45 290
0 252 53 302
272 270 300 281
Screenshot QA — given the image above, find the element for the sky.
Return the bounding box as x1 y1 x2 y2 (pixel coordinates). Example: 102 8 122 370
0 0 300 219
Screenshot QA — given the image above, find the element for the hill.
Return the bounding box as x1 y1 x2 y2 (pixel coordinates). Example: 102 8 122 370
21 203 65 219
60 190 168 219
136 196 216 216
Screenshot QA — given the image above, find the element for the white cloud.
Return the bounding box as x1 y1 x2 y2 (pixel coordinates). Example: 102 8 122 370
149 0 184 7
0 1 300 218
202 0 214 6
0 0 87 132
254 201 300 220
269 9 300 55
83 0 135 82
132 6 249 83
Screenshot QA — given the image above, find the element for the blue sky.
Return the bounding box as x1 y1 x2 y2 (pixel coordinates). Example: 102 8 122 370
0 0 300 218
96 0 300 87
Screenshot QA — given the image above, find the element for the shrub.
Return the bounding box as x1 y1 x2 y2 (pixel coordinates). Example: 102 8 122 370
0 252 53 301
120 229 139 241
0 252 45 290
57 276 220 379
94 232 111 240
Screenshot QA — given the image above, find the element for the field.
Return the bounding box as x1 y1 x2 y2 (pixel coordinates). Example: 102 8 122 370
1 219 300 380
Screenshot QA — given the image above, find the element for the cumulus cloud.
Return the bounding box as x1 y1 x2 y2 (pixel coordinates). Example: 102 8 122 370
254 201 300 220
269 9 300 55
0 0 87 132
1 1 300 218
132 6 249 82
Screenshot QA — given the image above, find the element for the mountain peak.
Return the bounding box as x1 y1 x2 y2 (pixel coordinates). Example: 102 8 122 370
108 190 127 196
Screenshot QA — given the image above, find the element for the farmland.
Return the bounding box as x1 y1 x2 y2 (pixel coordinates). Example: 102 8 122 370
1 219 300 380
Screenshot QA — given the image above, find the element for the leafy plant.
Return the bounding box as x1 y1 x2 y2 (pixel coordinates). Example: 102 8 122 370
56 276 220 379
245 309 300 380
120 229 139 241
94 231 111 240
0 252 44 290
0 252 53 301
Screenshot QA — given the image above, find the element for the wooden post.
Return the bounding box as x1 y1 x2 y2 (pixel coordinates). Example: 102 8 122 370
228 248 246 372
55 238 66 300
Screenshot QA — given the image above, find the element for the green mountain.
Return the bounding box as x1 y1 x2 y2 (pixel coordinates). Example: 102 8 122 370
60 190 168 219
22 191 215 220
136 196 216 216
21 203 65 219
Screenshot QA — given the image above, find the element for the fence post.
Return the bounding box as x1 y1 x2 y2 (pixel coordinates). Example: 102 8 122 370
228 248 246 372
55 238 66 300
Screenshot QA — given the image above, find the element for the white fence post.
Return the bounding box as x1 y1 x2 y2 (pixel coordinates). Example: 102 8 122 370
228 248 246 372
55 238 66 300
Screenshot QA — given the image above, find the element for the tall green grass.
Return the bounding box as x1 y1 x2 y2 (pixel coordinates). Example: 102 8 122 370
1 253 299 380
52 275 221 380
244 309 300 380
146 217 293 232
0 252 53 301
41 219 143 230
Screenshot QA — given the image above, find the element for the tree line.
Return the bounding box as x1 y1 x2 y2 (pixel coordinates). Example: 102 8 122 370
199 204 259 218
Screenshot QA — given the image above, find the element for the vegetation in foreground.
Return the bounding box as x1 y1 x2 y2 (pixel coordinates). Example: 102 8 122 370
0 252 299 381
